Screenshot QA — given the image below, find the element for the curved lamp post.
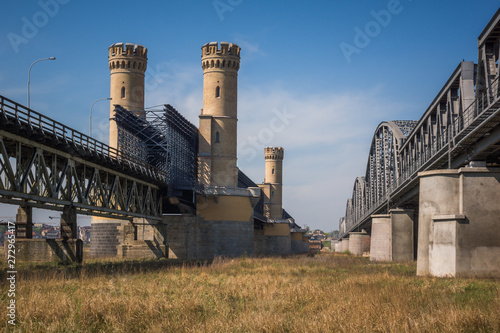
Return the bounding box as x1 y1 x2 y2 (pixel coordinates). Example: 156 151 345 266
27 57 56 109
90 97 112 137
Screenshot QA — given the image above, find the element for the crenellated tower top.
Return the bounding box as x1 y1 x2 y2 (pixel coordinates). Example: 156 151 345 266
265 147 284 160
201 42 241 72
108 42 148 73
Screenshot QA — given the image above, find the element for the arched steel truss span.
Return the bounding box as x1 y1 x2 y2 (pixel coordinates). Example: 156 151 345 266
344 121 417 230
341 55 500 238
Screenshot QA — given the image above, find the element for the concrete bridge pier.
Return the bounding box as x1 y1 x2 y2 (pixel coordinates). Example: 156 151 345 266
370 209 414 262
348 231 370 255
15 205 32 238
8 205 82 263
339 238 349 252
417 167 500 278
90 217 128 258
90 217 166 259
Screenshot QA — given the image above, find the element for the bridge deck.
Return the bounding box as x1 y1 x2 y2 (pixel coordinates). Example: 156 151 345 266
0 95 165 219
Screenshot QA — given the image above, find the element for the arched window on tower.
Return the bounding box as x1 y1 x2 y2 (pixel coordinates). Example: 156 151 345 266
215 86 220 98
121 87 126 99
272 167 275 175
215 131 220 143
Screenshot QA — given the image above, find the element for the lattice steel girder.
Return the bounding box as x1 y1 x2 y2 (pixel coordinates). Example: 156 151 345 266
0 129 162 220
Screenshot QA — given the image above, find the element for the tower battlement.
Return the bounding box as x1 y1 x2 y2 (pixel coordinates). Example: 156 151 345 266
202 42 240 57
265 147 284 160
108 43 148 73
201 42 240 71
109 42 148 59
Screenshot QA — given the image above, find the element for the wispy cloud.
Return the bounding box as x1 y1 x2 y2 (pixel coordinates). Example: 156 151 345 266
236 84 408 231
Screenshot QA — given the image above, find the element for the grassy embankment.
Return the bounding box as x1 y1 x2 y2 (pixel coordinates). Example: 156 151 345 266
1 253 499 332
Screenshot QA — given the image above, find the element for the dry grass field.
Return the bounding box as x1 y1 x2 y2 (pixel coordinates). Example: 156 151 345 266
1 253 499 332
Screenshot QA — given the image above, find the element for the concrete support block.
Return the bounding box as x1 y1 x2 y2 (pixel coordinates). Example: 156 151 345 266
370 210 414 262
334 242 340 252
417 171 459 275
370 214 391 261
90 216 167 259
90 217 127 258
15 206 32 239
339 239 349 252
418 168 500 277
429 215 463 277
330 240 339 252
390 209 414 261
349 232 370 256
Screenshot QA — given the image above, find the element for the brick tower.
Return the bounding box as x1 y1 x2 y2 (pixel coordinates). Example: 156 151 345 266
263 147 284 219
108 42 147 150
198 41 241 187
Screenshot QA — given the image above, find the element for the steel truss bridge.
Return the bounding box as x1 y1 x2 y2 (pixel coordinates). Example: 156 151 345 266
340 11 500 238
0 95 167 220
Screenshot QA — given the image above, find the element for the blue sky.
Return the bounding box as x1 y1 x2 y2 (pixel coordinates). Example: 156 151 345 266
0 0 499 230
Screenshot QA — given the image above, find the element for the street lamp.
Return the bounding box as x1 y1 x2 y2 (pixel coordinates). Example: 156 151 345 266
90 97 112 137
27 57 56 109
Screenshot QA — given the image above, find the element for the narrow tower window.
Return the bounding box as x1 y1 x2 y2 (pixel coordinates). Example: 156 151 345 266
121 87 126 99
215 86 220 98
272 167 275 175
215 131 220 143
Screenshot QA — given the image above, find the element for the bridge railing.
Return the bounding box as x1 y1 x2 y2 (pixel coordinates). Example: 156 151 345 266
0 95 168 184
342 76 500 237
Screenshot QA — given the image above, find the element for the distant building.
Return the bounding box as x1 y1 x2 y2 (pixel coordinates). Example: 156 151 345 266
45 229 59 239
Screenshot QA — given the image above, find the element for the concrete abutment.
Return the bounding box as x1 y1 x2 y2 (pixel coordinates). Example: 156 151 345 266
417 167 500 278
